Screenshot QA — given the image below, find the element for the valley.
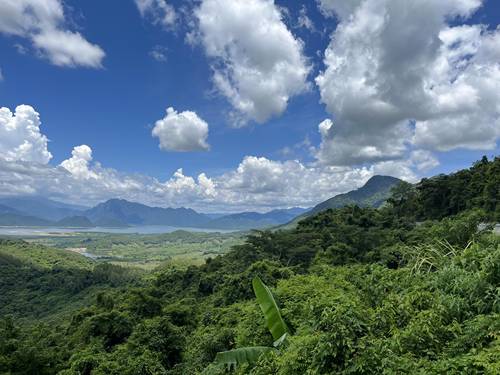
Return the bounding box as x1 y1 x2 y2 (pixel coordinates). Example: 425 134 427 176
25 230 244 269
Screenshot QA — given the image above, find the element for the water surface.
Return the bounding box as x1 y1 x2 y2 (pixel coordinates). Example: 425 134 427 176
0 225 236 236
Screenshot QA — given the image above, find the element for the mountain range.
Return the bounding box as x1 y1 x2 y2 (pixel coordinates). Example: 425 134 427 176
203 207 308 230
0 175 402 230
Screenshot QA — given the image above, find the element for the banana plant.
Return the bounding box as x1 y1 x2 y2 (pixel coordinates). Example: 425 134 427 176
213 347 275 371
209 276 290 371
252 276 290 346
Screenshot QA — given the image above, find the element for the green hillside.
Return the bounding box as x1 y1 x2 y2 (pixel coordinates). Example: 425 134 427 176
283 175 402 229
0 157 499 374
0 240 140 323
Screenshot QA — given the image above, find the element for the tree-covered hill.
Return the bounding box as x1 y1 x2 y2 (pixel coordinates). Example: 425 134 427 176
310 175 403 212
389 156 500 221
283 175 402 228
0 157 499 374
0 240 140 323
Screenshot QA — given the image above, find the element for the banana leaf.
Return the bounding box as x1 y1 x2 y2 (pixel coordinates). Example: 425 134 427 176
252 276 290 341
214 346 275 370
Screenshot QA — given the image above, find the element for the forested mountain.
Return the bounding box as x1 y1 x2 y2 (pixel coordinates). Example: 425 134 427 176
0 157 499 374
311 175 402 212
284 175 403 228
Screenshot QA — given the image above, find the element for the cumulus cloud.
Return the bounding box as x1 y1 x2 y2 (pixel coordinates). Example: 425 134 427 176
60 145 97 179
0 104 438 213
0 105 52 164
213 155 423 210
316 118 412 165
194 0 310 125
0 144 429 212
315 0 499 165
135 0 176 28
152 107 210 152
0 154 218 211
0 0 105 68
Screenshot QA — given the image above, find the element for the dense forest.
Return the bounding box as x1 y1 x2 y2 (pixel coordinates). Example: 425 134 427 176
0 157 499 374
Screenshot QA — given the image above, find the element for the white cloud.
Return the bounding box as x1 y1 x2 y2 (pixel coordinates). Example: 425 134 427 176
0 0 105 68
409 150 439 172
60 145 97 179
0 104 439 213
0 105 52 164
152 107 210 152
195 0 310 125
32 29 105 68
316 118 411 165
317 0 364 20
135 0 176 28
315 0 499 165
0 147 424 212
372 150 439 182
214 155 420 210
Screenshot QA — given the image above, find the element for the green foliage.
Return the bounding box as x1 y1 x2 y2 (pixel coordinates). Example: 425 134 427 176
390 156 500 221
209 276 289 371
1 157 499 374
0 239 140 322
214 347 276 370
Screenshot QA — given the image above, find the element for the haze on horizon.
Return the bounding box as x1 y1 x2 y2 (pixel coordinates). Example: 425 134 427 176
0 0 499 213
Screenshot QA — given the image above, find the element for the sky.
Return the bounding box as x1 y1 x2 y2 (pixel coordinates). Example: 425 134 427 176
0 0 499 213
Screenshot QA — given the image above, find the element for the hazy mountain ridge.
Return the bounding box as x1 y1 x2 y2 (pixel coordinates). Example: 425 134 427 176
204 207 309 230
0 196 87 221
55 216 95 228
84 199 211 228
0 212 53 227
0 204 20 215
0 198 310 230
0 176 401 230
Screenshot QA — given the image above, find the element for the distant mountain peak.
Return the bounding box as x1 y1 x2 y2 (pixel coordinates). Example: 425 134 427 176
366 174 401 183
84 198 210 227
281 175 403 229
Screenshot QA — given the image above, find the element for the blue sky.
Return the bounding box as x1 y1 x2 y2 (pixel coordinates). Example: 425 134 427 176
0 0 499 212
